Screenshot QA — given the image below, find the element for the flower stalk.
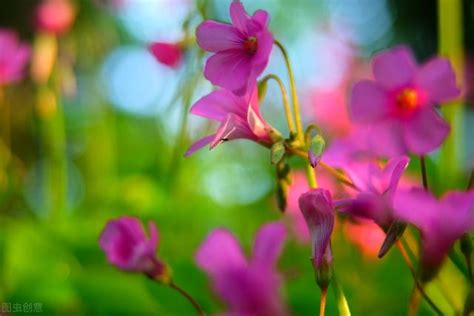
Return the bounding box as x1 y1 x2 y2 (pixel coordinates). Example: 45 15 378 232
169 282 206 316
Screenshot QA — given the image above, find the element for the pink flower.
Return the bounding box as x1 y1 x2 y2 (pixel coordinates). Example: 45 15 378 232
337 156 410 230
99 216 169 281
196 0 273 95
36 0 76 35
298 189 335 270
149 42 183 69
350 46 460 156
195 222 289 316
185 88 274 156
394 189 474 281
0 30 30 85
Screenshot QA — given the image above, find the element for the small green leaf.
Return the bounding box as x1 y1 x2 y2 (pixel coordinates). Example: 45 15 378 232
271 141 285 165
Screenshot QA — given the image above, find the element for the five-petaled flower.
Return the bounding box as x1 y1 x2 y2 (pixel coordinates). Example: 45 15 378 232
99 216 170 283
185 88 275 156
195 222 289 316
394 188 474 281
0 29 30 85
350 46 460 156
196 0 273 95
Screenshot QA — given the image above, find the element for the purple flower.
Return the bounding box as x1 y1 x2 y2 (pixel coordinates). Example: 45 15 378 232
337 156 409 230
99 216 169 282
195 222 289 316
394 189 474 281
185 88 274 156
0 29 30 85
196 0 273 95
350 45 460 156
298 189 335 271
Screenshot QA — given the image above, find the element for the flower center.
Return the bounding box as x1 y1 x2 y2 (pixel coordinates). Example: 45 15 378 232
243 37 258 54
396 88 419 111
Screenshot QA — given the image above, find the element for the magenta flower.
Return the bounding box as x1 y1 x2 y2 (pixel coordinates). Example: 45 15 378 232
196 0 273 95
394 189 474 281
337 156 409 230
298 189 335 272
149 42 183 69
0 30 30 85
350 45 460 156
99 216 169 282
195 222 289 316
36 0 75 35
185 88 274 156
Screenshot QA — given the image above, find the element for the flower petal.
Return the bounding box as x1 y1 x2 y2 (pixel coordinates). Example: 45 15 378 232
415 57 460 104
196 21 243 53
195 228 247 276
184 134 215 157
350 80 389 124
204 50 252 95
211 113 255 148
372 45 417 89
383 156 410 198
368 119 408 157
393 188 439 231
403 109 450 154
190 90 246 122
230 1 251 34
252 10 270 27
252 222 286 268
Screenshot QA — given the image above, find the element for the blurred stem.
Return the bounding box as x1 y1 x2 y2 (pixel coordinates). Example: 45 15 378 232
259 74 296 136
305 164 317 189
438 0 464 190
169 282 206 316
319 287 327 316
396 241 443 315
274 40 304 142
408 285 422 316
467 169 474 190
331 270 351 316
419 156 429 191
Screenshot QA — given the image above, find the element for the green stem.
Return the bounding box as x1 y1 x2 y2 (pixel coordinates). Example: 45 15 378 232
420 156 429 191
274 40 304 142
259 74 297 136
169 282 206 316
331 270 351 316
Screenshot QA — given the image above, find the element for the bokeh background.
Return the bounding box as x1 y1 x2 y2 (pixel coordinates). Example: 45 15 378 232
1 0 474 315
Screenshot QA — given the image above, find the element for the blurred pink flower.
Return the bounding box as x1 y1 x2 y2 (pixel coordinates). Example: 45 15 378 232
0 30 30 85
350 45 460 156
196 222 289 316
36 0 75 35
185 88 273 156
343 218 386 259
337 156 410 230
196 0 273 95
99 216 168 281
394 189 474 281
149 42 183 69
298 189 335 269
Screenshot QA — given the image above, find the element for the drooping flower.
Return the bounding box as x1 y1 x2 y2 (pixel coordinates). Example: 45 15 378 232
36 0 76 35
394 189 474 281
298 189 335 276
0 30 30 85
149 42 183 69
185 88 275 156
195 222 289 316
350 45 460 156
337 156 410 230
196 0 273 95
99 216 170 283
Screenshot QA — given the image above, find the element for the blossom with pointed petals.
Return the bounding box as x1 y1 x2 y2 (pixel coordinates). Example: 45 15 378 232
298 189 335 273
337 156 410 230
185 88 274 156
0 30 30 85
195 222 289 316
394 189 474 281
350 45 460 156
149 42 183 68
99 216 170 282
36 0 75 35
196 0 273 95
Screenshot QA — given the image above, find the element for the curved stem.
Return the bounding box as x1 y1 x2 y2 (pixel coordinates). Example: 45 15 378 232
274 40 304 142
331 270 351 316
420 156 429 190
169 282 206 316
319 287 327 316
259 74 297 135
